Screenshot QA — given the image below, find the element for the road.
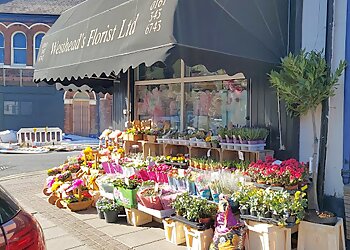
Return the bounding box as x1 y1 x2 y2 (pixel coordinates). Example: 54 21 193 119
0 151 79 177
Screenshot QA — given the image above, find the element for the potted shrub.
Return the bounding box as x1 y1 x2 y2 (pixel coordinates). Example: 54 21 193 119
172 192 192 217
103 200 123 223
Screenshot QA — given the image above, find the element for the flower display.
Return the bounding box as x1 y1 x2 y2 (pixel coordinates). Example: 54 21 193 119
246 156 307 187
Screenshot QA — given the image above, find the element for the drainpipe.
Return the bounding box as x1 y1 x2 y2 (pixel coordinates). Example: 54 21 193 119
342 0 350 185
317 0 334 209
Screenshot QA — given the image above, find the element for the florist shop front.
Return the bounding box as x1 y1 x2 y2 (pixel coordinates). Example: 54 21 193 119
34 1 348 249
34 0 299 159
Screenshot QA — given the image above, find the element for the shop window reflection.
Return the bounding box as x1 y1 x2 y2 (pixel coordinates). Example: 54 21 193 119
185 64 226 77
137 60 181 80
185 79 248 131
135 83 181 128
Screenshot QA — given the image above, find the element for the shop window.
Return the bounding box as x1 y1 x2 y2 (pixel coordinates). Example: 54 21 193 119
34 33 45 63
4 101 19 115
185 64 226 77
137 59 181 80
12 32 27 65
135 83 181 128
0 33 4 64
184 79 248 131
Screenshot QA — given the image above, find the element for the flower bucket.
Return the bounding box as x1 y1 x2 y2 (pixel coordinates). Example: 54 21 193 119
186 180 197 195
175 179 187 191
211 193 220 203
198 188 211 200
115 187 138 208
104 210 119 223
137 194 163 210
97 207 105 219
168 176 177 190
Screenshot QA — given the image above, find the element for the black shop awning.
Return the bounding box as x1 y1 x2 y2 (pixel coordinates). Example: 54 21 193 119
34 0 289 92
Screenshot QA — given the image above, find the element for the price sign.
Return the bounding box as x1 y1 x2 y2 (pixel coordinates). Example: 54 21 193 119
238 151 244 161
207 149 211 158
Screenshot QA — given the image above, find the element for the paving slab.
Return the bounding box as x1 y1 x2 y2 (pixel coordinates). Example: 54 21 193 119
68 208 99 221
67 245 94 250
115 227 165 248
134 239 187 250
84 217 114 229
99 223 148 237
44 226 69 240
34 214 56 229
46 234 85 250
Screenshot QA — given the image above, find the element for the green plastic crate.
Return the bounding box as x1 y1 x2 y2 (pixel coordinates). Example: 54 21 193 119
114 187 138 208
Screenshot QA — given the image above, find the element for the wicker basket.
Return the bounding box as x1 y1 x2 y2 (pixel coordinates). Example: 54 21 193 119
48 194 58 205
66 199 93 212
42 187 51 196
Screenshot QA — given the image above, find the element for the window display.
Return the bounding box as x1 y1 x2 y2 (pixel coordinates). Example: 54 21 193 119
135 84 181 128
185 79 248 131
186 64 226 77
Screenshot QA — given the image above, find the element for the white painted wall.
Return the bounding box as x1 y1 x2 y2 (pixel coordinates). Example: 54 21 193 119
300 0 327 164
324 0 347 197
300 0 347 197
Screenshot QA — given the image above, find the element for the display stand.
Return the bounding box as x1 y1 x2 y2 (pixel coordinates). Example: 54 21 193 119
125 207 153 226
297 218 345 250
163 218 186 245
183 225 213 250
245 220 298 250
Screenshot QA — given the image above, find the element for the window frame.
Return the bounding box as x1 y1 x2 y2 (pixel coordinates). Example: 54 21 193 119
0 32 4 65
134 60 248 131
33 32 45 65
11 31 27 66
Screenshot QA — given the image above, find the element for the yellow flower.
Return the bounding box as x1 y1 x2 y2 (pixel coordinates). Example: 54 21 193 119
301 185 308 191
205 136 211 142
295 191 301 199
51 181 63 192
83 147 93 155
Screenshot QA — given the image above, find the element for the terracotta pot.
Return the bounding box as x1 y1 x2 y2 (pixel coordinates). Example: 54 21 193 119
198 217 211 224
285 184 298 190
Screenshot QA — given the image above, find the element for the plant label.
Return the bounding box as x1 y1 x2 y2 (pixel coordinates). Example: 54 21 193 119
238 151 244 161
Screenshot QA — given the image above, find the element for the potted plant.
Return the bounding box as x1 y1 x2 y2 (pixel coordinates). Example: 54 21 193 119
269 50 345 211
103 200 123 223
198 199 217 224
218 128 227 143
113 175 142 208
96 197 109 219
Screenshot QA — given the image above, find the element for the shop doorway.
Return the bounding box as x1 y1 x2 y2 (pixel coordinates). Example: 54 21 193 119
72 92 90 136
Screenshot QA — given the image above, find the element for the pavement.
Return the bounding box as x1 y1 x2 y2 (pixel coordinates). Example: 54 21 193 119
0 172 187 250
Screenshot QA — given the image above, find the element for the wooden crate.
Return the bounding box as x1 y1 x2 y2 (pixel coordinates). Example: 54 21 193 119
163 218 186 245
163 144 189 156
245 220 298 250
221 149 274 162
297 218 346 250
143 142 163 159
189 146 220 161
183 226 213 250
125 208 152 226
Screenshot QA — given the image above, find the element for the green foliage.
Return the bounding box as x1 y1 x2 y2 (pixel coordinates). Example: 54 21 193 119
269 50 346 116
